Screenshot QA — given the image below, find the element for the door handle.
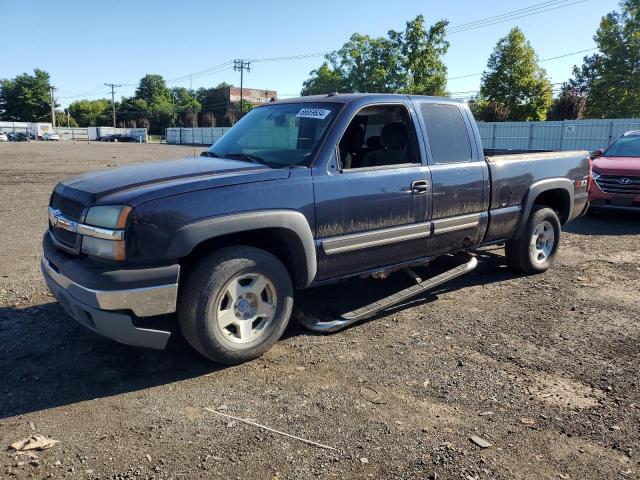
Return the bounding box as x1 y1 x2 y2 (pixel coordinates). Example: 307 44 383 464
410 179 430 194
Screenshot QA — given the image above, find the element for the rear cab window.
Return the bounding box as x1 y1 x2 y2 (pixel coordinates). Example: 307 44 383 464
420 103 472 164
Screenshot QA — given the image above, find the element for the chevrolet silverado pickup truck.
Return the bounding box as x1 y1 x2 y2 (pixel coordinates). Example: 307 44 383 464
42 94 590 364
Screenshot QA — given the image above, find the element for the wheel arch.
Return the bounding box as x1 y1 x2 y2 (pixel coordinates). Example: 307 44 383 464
169 210 317 289
514 178 573 238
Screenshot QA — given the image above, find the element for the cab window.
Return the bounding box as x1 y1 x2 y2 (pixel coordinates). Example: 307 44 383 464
338 105 420 170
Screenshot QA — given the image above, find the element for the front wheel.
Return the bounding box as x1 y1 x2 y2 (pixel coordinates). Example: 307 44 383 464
505 206 561 274
178 246 294 365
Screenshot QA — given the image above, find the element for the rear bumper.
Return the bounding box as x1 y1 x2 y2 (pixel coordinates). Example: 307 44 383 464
41 233 179 350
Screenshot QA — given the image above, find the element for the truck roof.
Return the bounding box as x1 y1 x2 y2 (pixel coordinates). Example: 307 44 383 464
273 93 464 105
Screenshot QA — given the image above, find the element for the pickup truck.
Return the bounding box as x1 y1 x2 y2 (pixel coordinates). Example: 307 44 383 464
42 94 590 364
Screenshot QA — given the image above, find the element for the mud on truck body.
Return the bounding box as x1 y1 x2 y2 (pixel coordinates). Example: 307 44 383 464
42 94 590 364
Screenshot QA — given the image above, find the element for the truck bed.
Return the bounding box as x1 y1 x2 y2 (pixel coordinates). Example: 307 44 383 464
481 150 590 244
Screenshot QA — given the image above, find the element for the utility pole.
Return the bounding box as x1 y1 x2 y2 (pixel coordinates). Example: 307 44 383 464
104 83 121 127
233 59 251 114
49 86 56 128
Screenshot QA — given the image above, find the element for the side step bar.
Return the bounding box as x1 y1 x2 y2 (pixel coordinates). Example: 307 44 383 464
300 253 477 333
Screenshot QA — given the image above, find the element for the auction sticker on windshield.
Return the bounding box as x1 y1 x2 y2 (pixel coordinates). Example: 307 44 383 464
296 108 332 120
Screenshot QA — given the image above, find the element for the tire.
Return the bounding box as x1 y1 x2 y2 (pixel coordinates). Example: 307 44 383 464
178 246 294 365
505 206 561 274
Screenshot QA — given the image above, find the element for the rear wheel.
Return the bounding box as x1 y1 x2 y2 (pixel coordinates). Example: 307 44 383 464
505 206 561 274
178 246 294 365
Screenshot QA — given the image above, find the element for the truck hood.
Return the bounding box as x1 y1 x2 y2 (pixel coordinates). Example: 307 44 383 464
593 156 640 177
54 156 291 206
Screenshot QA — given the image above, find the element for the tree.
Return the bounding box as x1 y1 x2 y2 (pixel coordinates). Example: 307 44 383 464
196 82 232 126
200 112 216 127
301 15 449 96
572 0 640 118
68 99 112 126
547 84 586 120
479 27 553 121
389 15 449 95
0 69 53 122
172 87 201 120
55 111 79 127
475 99 511 122
138 117 150 130
301 62 344 95
181 109 198 127
225 110 237 126
234 100 254 114
117 97 149 125
135 74 172 105
118 74 175 133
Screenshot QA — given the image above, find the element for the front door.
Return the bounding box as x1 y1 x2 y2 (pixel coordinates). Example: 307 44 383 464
313 102 432 281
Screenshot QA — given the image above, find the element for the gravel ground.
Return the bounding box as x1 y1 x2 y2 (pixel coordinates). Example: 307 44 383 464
0 142 638 479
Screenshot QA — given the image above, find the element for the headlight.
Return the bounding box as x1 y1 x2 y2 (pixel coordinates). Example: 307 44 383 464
84 205 131 229
81 236 126 260
81 205 131 260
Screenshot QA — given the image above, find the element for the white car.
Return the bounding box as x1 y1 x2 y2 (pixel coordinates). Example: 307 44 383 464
43 132 60 141
0 132 8 142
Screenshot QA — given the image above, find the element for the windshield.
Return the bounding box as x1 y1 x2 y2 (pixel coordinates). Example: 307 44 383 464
207 102 341 167
604 135 640 158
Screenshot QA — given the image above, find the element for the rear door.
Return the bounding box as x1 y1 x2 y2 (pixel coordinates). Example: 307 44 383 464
414 101 489 255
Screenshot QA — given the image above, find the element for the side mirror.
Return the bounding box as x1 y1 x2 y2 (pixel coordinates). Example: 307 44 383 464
590 148 604 159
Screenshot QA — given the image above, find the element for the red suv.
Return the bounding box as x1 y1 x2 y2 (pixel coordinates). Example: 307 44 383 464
589 130 640 212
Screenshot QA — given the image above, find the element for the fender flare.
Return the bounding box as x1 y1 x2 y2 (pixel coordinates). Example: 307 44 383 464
168 210 317 287
513 178 574 239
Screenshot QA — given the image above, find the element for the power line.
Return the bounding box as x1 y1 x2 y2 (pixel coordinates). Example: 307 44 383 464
447 0 574 30
58 85 110 99
447 0 588 34
447 47 597 81
251 52 328 63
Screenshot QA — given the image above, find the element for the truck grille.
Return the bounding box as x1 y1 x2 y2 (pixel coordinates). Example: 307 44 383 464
51 193 85 221
595 175 640 195
50 193 85 248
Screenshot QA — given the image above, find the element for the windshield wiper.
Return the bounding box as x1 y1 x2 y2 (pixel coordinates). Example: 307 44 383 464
200 151 221 158
223 152 272 166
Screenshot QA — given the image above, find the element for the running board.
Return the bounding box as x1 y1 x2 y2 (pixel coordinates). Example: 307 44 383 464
299 253 477 333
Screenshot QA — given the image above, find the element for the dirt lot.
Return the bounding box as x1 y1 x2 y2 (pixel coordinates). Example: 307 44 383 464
0 142 638 479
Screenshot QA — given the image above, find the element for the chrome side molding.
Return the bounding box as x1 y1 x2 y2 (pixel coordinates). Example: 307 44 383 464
433 213 481 235
322 222 432 255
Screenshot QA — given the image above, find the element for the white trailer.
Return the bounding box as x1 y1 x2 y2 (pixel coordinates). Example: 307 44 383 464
30 123 54 140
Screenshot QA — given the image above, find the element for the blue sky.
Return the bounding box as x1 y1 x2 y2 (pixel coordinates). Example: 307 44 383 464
0 0 620 107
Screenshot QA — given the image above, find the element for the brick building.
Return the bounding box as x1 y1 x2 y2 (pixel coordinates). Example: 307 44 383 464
226 87 277 109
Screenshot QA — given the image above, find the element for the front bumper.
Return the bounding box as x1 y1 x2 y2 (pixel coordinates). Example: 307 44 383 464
589 181 640 212
41 233 179 350
589 198 640 212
